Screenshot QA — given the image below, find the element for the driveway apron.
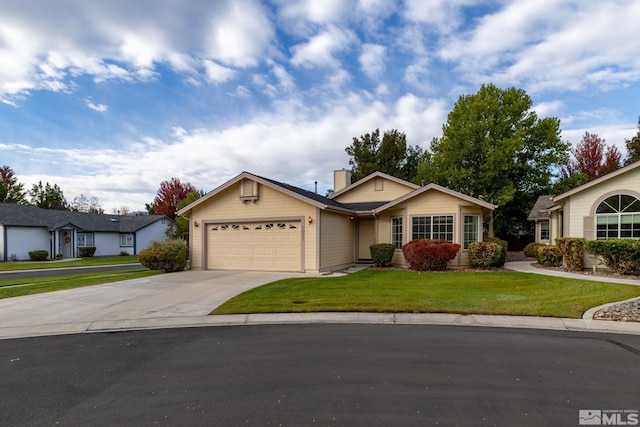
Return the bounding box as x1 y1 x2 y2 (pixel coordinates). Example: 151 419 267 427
0 270 300 338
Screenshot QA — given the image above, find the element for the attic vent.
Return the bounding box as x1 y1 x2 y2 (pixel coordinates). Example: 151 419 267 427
240 179 258 202
374 177 384 191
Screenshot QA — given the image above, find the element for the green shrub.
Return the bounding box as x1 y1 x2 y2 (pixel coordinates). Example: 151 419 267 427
28 250 49 261
486 237 508 267
370 243 396 267
402 239 460 271
120 251 130 256
585 239 640 275
468 242 502 268
523 242 543 258
537 245 562 267
555 238 585 271
78 246 97 257
139 239 188 272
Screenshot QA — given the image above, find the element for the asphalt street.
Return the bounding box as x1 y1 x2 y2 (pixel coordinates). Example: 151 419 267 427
2 324 639 426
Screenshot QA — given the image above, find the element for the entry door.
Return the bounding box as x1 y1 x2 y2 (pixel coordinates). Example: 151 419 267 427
357 220 375 260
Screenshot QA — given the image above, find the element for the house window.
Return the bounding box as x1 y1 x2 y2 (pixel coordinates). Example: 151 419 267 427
412 215 454 242
77 233 94 247
120 233 134 247
539 221 550 241
596 194 640 239
391 217 403 249
463 215 480 249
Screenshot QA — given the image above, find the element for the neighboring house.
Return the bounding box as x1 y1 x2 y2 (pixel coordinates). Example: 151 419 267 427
529 161 640 267
177 170 496 273
0 203 174 261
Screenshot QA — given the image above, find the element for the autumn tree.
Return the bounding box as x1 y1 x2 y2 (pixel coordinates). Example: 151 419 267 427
561 132 622 181
0 166 27 204
29 181 68 210
168 189 205 240
418 84 569 238
624 117 640 166
152 177 195 220
345 129 423 182
71 194 104 213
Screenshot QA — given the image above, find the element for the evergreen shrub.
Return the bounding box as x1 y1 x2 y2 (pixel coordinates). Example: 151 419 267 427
402 239 460 271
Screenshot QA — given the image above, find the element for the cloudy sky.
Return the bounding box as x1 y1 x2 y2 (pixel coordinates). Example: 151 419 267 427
1 0 639 213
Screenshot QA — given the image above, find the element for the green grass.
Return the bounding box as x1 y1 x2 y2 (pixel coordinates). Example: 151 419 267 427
0 256 140 271
0 269 162 298
212 270 640 319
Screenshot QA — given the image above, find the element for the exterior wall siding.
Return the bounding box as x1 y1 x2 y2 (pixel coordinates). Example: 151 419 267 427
319 211 354 270
564 168 640 239
6 227 51 260
333 178 414 203
189 183 317 271
136 220 170 254
92 232 121 256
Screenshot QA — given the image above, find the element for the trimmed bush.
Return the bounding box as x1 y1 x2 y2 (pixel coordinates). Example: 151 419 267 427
585 239 640 275
537 245 562 267
523 242 543 258
468 241 503 268
139 239 188 273
28 250 49 261
370 243 396 267
555 238 585 272
78 246 97 257
486 237 508 267
402 239 461 271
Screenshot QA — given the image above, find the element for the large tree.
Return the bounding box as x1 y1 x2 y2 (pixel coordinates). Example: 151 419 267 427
0 166 27 204
624 116 640 166
168 188 206 240
561 131 622 181
418 83 569 238
70 194 104 213
345 129 423 182
152 177 195 220
29 181 68 210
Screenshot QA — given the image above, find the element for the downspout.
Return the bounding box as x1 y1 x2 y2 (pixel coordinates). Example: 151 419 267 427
3 226 7 262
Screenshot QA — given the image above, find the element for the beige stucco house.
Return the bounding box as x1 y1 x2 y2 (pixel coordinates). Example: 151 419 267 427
177 170 496 273
529 161 640 267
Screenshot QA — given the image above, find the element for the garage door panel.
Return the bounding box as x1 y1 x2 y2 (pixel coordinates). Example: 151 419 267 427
207 221 301 272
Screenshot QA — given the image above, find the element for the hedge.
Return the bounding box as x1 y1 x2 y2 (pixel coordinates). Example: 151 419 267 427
523 242 544 258
468 242 503 268
537 245 562 267
78 246 97 257
370 243 396 267
139 239 188 273
402 239 460 271
585 239 640 275
555 238 585 272
28 250 49 261
486 237 507 267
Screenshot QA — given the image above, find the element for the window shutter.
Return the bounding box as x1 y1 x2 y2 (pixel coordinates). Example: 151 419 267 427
583 216 593 239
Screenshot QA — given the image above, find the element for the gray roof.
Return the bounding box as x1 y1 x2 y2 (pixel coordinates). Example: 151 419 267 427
341 202 390 211
527 195 557 221
256 175 350 210
0 203 171 232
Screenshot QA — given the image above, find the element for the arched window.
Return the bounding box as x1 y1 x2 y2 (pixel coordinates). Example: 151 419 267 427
595 194 640 239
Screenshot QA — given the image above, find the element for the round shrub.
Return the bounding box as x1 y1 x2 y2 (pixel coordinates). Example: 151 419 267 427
523 242 543 258
585 239 640 275
402 239 461 271
78 246 96 257
370 243 396 267
537 245 562 267
469 241 502 268
486 237 508 267
28 250 49 261
139 239 188 273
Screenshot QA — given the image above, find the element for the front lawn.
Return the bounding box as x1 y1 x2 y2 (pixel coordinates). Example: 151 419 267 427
0 269 162 298
0 256 140 271
212 270 640 319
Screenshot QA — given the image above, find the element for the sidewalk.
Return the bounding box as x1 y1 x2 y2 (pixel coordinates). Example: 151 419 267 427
1 262 639 340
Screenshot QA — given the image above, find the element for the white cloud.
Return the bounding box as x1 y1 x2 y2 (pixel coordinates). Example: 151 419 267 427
359 43 386 78
290 26 357 68
85 99 109 112
203 60 237 84
403 0 481 33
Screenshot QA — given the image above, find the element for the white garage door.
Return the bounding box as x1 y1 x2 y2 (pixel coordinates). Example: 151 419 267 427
207 221 302 272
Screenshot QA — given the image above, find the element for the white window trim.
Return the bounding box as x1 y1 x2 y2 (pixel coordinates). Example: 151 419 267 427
463 215 481 250
77 232 94 247
410 214 455 243
391 216 403 249
120 233 134 247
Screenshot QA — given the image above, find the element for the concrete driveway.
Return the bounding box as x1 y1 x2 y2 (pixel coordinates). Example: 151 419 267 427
0 270 303 339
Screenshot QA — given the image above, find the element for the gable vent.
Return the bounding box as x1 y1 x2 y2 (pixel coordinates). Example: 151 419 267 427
240 179 259 202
